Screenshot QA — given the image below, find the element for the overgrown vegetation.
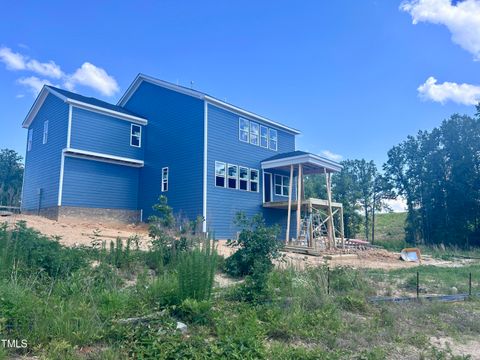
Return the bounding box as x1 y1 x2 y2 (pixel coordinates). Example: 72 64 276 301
0 149 23 207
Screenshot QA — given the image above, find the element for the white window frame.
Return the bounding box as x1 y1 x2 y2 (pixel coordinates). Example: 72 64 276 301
239 118 249 143
260 125 268 148
239 166 249 191
130 124 142 148
227 164 238 189
250 122 259 146
161 167 169 192
215 161 227 188
269 128 278 151
274 174 289 197
43 120 49 144
27 129 33 151
250 169 259 192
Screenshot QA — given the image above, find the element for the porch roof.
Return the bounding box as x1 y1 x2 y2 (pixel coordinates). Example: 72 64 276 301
261 150 342 174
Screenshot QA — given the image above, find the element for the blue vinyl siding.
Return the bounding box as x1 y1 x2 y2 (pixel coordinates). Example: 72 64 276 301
206 103 296 239
21 94 68 210
122 82 204 221
62 156 139 209
70 107 144 160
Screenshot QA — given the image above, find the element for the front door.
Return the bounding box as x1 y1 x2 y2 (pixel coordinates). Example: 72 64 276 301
264 172 272 203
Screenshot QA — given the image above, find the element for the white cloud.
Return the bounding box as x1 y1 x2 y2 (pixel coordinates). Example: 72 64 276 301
400 0 480 60
320 150 343 162
17 76 52 96
0 46 119 97
26 59 63 79
65 62 119 96
0 47 26 70
382 197 407 213
418 76 480 105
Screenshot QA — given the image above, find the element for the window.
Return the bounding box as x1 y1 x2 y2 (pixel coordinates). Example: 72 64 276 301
269 129 278 151
239 167 249 190
43 121 49 144
130 124 142 147
250 169 259 192
27 129 33 151
260 125 268 148
215 162 226 187
250 122 259 146
228 164 238 189
274 174 289 196
239 118 249 143
161 167 169 192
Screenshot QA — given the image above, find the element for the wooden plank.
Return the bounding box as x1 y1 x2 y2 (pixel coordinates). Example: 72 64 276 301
296 164 302 239
285 164 294 244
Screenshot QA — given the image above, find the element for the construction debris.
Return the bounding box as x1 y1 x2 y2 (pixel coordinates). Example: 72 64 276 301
400 248 422 263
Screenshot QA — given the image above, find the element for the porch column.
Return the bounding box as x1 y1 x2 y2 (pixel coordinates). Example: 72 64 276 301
340 205 345 249
296 164 302 240
325 169 335 249
285 165 294 244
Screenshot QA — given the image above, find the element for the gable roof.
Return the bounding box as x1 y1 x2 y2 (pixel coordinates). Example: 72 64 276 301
22 85 147 128
118 73 301 135
262 150 343 173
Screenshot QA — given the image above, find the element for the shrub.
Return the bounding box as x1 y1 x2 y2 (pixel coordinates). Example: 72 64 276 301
177 239 217 302
174 298 212 325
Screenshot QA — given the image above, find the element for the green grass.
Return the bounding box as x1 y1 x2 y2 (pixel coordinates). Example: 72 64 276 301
358 212 408 251
1 221 480 359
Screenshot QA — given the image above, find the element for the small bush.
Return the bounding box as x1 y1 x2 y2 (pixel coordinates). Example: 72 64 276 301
174 299 212 325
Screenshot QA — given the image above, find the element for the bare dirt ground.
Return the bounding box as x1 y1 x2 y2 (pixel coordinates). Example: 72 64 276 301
2 214 473 270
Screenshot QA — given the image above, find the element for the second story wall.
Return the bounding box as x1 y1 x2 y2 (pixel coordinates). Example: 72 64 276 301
123 81 204 221
22 93 68 210
70 107 144 161
206 103 296 237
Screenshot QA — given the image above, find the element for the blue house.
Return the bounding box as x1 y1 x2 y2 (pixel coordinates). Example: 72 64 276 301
21 74 343 245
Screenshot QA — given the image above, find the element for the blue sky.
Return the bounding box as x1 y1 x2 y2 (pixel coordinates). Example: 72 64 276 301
1 0 479 166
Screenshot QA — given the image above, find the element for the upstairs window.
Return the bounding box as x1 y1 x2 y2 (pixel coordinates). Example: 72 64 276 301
161 167 169 192
260 125 268 148
43 121 49 144
250 122 259 146
269 129 278 151
228 164 238 189
239 118 249 143
215 161 226 187
250 169 259 192
274 174 289 196
130 124 142 147
239 167 249 190
27 129 33 151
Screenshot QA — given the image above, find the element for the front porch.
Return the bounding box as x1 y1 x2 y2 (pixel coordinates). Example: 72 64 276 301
261 151 344 253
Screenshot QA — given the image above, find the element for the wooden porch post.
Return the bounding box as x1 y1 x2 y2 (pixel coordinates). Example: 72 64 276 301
325 169 335 249
296 164 302 240
339 205 345 249
285 165 294 244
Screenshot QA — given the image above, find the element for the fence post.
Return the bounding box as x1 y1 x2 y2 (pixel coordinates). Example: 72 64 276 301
416 271 420 300
327 267 330 295
469 272 472 297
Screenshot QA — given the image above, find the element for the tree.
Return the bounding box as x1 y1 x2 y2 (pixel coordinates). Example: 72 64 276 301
0 149 23 207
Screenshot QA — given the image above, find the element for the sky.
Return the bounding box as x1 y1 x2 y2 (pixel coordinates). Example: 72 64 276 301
1 0 479 170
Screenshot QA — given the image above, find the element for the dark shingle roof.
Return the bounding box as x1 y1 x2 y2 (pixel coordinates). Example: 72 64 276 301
46 86 144 118
262 150 310 162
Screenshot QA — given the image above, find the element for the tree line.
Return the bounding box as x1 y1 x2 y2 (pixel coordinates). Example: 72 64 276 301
306 106 480 248
0 148 23 207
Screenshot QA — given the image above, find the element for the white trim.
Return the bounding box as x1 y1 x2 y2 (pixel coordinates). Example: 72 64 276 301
250 168 260 193
274 174 290 197
239 166 249 191
67 105 72 148
68 100 148 125
130 124 142 148
22 86 148 128
262 153 343 172
227 164 238 189
203 101 208 232
214 161 227 188
116 74 300 135
161 167 169 192
58 152 65 206
63 148 144 167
